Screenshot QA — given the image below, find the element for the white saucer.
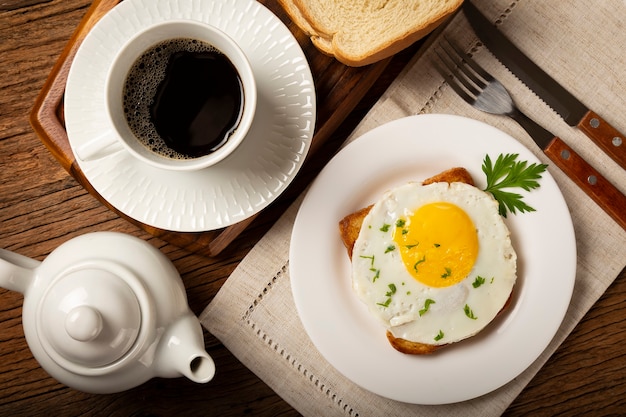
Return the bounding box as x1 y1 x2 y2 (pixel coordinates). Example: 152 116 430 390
65 0 315 232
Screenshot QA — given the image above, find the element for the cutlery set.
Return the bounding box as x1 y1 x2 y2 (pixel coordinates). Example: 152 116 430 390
439 2 626 230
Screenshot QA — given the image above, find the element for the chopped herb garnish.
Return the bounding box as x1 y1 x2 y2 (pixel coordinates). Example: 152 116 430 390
482 153 548 217
464 304 478 320
371 269 380 282
360 255 380 282
419 298 436 316
360 254 375 267
472 276 486 288
380 224 391 232
433 243 441 248
385 245 395 253
377 284 396 308
441 267 452 278
395 219 406 228
434 330 444 341
405 243 418 249
413 255 426 272
377 298 392 308
401 229 409 235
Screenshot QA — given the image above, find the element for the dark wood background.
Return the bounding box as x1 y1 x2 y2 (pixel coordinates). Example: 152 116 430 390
1 0 624 415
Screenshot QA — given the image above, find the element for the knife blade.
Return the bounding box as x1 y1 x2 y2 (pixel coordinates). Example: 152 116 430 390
463 1 626 170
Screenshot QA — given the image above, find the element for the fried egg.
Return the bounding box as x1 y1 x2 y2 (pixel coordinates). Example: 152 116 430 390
351 181 517 346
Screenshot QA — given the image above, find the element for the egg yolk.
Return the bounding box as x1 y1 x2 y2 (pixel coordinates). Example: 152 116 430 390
393 202 478 288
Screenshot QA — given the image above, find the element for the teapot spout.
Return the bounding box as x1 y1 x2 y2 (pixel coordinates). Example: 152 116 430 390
0 249 39 294
155 312 215 383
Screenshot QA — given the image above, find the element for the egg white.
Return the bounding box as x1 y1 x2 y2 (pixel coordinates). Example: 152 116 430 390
351 181 517 346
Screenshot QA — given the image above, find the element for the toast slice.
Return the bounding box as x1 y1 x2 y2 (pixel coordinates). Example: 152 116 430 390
278 0 463 66
339 167 475 354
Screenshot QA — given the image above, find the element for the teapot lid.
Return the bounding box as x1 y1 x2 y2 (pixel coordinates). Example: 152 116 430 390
35 261 153 375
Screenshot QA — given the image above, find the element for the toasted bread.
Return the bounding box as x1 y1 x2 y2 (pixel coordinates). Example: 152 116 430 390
278 0 463 66
339 167 476 355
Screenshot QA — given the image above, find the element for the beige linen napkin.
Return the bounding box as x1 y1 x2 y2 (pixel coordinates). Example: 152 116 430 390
201 0 626 415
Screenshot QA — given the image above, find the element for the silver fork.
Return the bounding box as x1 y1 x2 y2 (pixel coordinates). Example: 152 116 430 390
434 37 554 149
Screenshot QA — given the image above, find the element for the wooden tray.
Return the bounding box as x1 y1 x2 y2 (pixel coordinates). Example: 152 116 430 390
29 0 392 256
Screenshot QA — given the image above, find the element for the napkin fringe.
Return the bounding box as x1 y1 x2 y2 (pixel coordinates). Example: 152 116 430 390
232 260 362 416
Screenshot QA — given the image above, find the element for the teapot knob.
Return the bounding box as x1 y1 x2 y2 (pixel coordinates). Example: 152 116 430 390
65 306 103 342
36 260 152 374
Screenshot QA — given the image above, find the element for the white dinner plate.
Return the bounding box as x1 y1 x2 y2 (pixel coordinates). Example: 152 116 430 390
65 0 315 232
290 114 576 404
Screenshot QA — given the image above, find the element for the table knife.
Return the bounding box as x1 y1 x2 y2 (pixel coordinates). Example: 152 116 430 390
463 1 626 170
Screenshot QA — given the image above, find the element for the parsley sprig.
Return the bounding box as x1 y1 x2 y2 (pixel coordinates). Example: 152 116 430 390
482 153 548 217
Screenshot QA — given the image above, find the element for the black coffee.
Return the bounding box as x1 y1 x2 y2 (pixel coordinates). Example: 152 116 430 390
123 38 244 160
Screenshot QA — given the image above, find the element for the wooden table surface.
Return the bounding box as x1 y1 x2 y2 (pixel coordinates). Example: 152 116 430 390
1 1 624 415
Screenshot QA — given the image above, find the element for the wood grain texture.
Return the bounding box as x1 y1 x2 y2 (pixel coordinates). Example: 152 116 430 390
505 271 626 416
578 110 626 170
1 0 625 416
0 0 53 11
544 137 626 231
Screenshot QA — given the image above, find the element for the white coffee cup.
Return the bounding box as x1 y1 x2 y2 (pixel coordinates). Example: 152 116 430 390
75 20 257 171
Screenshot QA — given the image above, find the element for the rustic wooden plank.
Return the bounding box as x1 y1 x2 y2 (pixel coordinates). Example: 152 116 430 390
0 0 53 12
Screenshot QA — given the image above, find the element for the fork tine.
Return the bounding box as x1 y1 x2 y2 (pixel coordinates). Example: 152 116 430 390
434 39 483 102
433 52 477 105
443 36 494 83
439 37 486 93
436 50 479 97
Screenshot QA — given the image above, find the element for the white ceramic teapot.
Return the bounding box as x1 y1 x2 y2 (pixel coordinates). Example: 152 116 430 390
0 232 215 393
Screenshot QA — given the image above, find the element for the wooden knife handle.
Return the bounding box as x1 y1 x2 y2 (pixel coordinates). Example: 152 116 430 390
544 137 626 231
578 110 626 170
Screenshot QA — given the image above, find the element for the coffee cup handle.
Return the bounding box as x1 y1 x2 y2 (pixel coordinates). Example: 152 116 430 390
75 130 124 161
